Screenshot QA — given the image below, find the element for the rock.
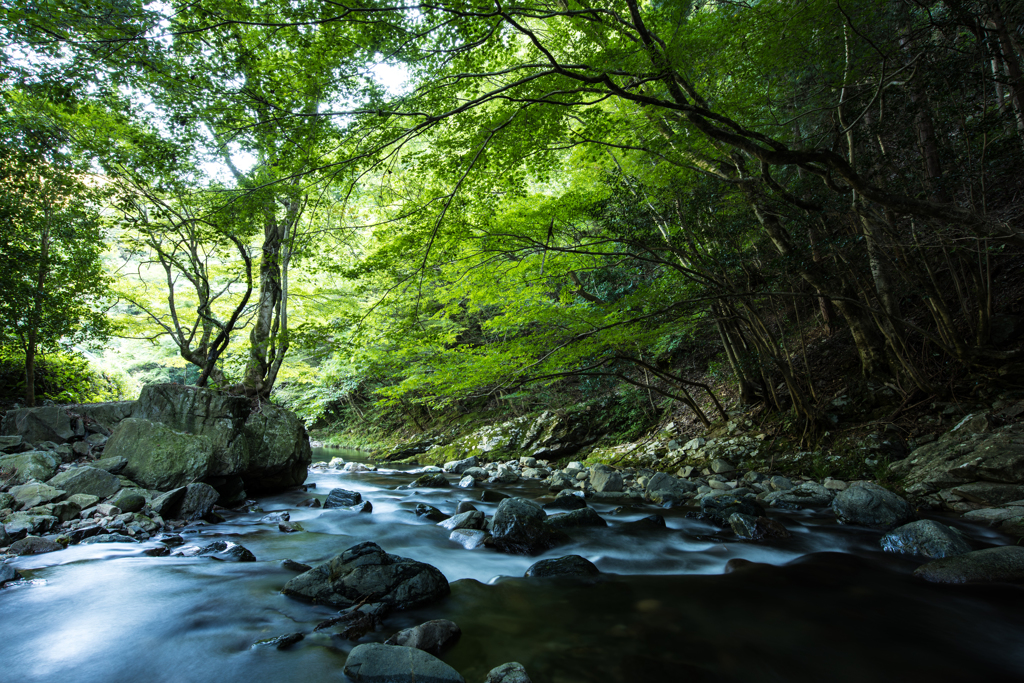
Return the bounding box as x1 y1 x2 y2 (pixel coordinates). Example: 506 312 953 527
711 458 735 474
176 483 220 521
729 513 791 540
763 482 833 509
9 535 63 555
0 451 60 486
768 476 794 492
260 511 290 523
90 456 129 474
590 465 622 493
150 487 187 517
880 519 972 559
0 435 23 453
384 619 461 655
242 402 312 491
622 514 667 532
415 504 449 522
282 559 311 572
1 405 74 444
413 473 450 488
948 482 1024 506
197 540 256 562
489 465 520 485
645 472 698 506
525 555 600 577
437 510 486 531
324 488 363 508
443 456 479 474
962 506 1024 525
546 507 607 530
458 475 475 488
282 541 450 609
253 633 304 650
46 466 121 500
80 534 139 544
10 482 65 509
108 489 147 514
343 643 465 683
3 512 58 536
328 457 346 468
697 494 763 527
832 482 915 530
463 467 489 481
65 493 100 509
449 529 490 549
484 662 532 683
50 500 81 522
0 562 21 586
105 419 218 490
343 462 372 472
0 492 13 511
913 545 1024 584
489 497 565 555
542 496 587 512
480 490 509 503
456 502 477 514
297 497 321 508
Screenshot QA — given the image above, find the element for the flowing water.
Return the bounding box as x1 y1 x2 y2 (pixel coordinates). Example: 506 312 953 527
3 448 1024 683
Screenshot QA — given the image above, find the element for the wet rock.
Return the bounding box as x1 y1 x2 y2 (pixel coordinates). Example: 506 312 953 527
590 465 622 493
108 489 146 514
480 490 509 503
948 482 1024 507
10 482 65 510
149 487 186 517
484 662 532 683
315 601 391 639
438 510 486 531
697 494 763 527
622 514 667 532
66 493 100 509
4 512 58 536
880 519 971 559
525 555 600 578
832 482 915 530
47 466 121 500
456 502 478 514
90 456 128 474
352 501 373 513
81 533 139 544
458 475 475 488
324 488 363 509
449 529 489 549
645 472 698 506
343 643 465 683
282 559 311 572
962 505 1024 525
415 504 449 522
176 483 220 521
278 521 302 532
543 496 587 512
253 633 304 650
546 507 607 530
728 513 791 541
50 500 81 523
443 456 479 474
9 535 63 555
282 541 450 609
489 497 565 555
413 473 450 488
0 562 22 586
384 619 461 655
343 462 372 473
489 465 520 485
143 546 170 557
195 540 255 562
913 545 1024 584
0 526 9 546
68 525 104 543
0 451 60 486
763 482 834 509
260 511 290 523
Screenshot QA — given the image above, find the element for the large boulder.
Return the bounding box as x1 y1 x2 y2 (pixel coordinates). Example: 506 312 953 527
832 482 915 530
104 418 218 490
64 401 134 432
241 403 311 491
10 482 65 509
1 406 74 444
489 497 566 555
281 541 450 609
913 545 1024 584
589 464 622 493
0 451 60 486
880 519 971 559
525 555 600 577
47 466 121 500
343 643 465 683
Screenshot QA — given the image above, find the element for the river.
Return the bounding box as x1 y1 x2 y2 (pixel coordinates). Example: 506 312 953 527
2 448 1024 682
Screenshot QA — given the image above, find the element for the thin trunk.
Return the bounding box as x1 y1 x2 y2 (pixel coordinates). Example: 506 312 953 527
25 210 51 407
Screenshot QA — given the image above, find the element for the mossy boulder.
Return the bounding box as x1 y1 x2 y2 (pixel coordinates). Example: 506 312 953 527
105 419 217 490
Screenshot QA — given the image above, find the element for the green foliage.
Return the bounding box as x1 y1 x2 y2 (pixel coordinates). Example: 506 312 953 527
0 348 131 404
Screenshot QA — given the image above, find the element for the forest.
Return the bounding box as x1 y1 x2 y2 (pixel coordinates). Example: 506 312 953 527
1 0 1023 449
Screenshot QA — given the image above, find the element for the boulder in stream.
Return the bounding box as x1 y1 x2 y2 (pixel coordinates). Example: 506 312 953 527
525 555 600 578
0 562 21 586
832 482 915 530
546 507 607 530
880 519 971 559
913 545 1024 584
343 643 465 683
489 497 567 555
8 535 63 555
484 662 532 683
384 619 461 655
413 473 450 488
324 488 363 508
281 541 450 609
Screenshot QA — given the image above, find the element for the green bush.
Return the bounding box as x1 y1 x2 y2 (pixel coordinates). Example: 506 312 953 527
0 348 132 404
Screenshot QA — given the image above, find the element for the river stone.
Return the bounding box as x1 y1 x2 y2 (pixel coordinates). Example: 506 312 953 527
0 451 60 486
590 465 622 493
546 507 607 530
10 482 65 509
769 476 794 491
260 511 290 523
4 512 58 536
449 529 489 549
80 533 139 544
729 513 791 541
108 488 147 514
253 632 304 649
763 482 834 509
0 492 14 511
525 555 600 578
343 643 465 683
150 487 187 517
415 503 448 522
343 461 372 473
948 482 1024 506
698 493 763 527
0 562 20 586
384 619 461 655
9 535 63 555
241 402 312 492
711 458 735 474
645 472 698 504
68 525 104 543
438 510 486 531
443 456 479 474
324 488 363 508
0 435 22 453
282 541 450 609
880 519 971 559
105 418 217 491
543 496 587 512
913 545 1024 584
413 473 450 488
197 540 255 561
282 559 311 572
832 482 915 529
0 525 9 547
480 490 509 503
457 475 475 488
175 483 219 521
90 456 129 474
490 497 566 555
484 662 532 683
623 514 668 532
1 406 74 444
51 500 82 522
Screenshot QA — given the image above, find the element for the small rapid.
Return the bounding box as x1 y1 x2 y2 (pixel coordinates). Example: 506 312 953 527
2 448 1024 683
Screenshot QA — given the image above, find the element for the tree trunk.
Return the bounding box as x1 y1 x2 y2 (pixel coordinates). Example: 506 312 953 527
25 212 50 407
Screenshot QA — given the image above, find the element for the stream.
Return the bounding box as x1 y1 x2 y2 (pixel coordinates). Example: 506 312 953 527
3 448 1024 683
